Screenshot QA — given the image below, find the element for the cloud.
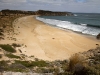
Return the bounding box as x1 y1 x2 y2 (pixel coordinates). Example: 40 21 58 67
0 0 100 13
75 0 87 3
28 0 69 5
28 0 63 3
0 0 26 3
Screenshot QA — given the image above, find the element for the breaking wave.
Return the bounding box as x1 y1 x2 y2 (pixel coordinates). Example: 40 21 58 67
36 16 100 36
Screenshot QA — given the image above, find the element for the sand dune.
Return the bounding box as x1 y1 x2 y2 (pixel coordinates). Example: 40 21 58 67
1 16 100 61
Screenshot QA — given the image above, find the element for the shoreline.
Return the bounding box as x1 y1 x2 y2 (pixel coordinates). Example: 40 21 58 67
35 16 98 42
35 16 100 40
0 15 100 61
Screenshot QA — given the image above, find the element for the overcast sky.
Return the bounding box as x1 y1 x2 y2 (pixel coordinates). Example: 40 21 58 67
0 0 100 13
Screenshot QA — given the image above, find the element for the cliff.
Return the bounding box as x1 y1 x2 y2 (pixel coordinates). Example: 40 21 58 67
35 10 73 16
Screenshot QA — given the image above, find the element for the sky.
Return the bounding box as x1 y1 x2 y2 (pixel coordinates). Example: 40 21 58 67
0 0 100 13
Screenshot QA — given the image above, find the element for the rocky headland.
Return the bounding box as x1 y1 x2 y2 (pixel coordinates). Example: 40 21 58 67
0 9 73 16
35 10 73 16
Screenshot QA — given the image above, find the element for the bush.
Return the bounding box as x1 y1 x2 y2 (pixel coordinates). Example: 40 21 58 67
8 63 29 72
15 60 48 68
69 54 83 71
15 61 33 68
12 43 21 48
0 60 8 66
0 60 28 72
6 53 21 59
0 60 9 72
0 44 16 53
68 54 88 75
33 60 48 67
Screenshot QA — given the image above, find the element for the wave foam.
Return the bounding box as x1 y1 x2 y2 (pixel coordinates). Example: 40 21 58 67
36 16 100 36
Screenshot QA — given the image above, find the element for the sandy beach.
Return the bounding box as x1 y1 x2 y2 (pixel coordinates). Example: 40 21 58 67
0 15 100 61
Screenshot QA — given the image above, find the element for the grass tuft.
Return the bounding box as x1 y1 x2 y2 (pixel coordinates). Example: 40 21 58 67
6 53 21 59
0 44 16 53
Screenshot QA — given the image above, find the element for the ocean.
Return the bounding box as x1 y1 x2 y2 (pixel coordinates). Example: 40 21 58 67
36 13 100 36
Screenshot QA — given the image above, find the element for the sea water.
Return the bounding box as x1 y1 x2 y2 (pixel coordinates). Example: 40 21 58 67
36 13 100 36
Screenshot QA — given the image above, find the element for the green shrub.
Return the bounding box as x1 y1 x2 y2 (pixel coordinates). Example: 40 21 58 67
15 61 33 68
0 60 7 66
8 63 29 72
15 60 48 68
12 43 21 48
32 60 48 67
6 53 21 59
0 60 9 72
0 60 28 72
0 44 16 53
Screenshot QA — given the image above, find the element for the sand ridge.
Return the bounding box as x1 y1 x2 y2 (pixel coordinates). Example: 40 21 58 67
1 15 100 61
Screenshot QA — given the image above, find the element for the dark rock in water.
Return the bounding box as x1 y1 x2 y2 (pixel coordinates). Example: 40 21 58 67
96 33 100 40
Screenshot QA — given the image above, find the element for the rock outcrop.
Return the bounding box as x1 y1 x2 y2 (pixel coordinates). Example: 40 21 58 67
96 33 100 40
35 10 73 16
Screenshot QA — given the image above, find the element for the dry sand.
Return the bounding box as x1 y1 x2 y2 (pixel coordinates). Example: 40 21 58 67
0 15 100 61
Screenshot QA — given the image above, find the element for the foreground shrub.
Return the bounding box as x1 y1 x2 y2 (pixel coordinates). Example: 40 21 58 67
69 54 83 71
69 54 88 75
8 63 29 72
0 44 16 53
0 60 9 72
